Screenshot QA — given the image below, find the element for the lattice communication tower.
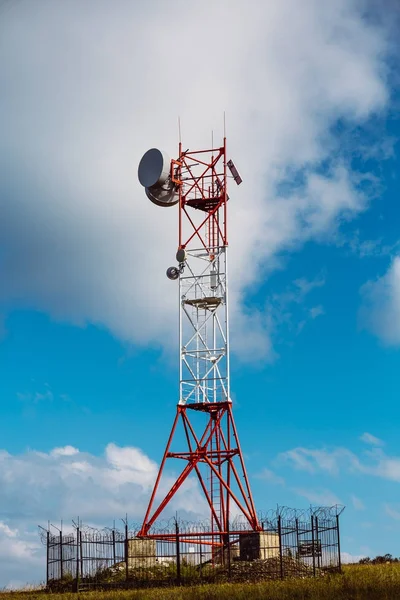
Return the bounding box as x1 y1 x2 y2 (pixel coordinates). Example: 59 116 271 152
137 137 260 539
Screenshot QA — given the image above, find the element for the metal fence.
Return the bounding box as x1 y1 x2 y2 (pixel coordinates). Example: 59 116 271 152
40 506 343 592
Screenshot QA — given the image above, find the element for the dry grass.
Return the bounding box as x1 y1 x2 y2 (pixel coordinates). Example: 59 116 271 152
2 564 400 600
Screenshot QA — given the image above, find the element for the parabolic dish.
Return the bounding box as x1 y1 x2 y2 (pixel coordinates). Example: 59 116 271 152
138 148 170 188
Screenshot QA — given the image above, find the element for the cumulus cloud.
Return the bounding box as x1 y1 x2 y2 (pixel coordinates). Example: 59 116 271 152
0 443 207 524
0 521 42 588
360 257 400 345
0 0 393 359
0 442 207 587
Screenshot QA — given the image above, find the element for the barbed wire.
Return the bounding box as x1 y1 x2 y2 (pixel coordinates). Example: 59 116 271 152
38 504 344 545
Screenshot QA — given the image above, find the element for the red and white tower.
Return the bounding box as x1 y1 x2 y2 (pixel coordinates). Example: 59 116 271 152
137 137 260 539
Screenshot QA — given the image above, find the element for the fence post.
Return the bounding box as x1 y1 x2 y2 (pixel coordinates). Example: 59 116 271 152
112 529 116 565
295 518 300 561
125 521 129 581
75 524 80 593
46 530 50 588
175 520 181 586
60 530 63 581
336 514 342 572
278 515 284 579
80 530 83 580
311 515 316 577
315 517 320 570
226 529 231 581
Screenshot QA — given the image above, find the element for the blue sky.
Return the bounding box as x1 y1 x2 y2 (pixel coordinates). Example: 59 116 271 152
1 0 400 589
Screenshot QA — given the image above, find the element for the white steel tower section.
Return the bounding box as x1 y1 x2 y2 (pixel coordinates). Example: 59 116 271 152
179 247 229 405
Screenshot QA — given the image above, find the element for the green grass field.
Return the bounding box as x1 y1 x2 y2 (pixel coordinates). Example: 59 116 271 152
2 564 400 600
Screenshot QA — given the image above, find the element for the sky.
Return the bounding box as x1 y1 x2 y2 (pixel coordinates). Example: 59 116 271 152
0 0 400 589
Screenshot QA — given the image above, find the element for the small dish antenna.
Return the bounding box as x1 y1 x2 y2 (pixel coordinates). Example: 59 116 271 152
138 148 179 207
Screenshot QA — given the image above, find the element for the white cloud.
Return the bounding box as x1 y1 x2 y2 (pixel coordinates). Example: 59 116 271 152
280 447 358 475
51 445 79 457
280 448 320 473
0 443 206 524
0 522 17 539
374 455 400 482
0 442 209 586
280 442 400 484
360 257 400 346
360 432 385 446
0 522 42 589
0 0 393 359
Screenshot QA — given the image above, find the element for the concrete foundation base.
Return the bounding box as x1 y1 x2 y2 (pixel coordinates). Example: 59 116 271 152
239 532 280 561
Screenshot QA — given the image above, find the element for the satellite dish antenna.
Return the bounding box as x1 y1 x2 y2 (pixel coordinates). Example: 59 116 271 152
138 148 179 207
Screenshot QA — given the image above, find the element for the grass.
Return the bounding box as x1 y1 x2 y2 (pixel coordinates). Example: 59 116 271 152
2 564 400 600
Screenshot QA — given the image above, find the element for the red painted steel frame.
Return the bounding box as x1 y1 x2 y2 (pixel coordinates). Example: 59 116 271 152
138 138 260 538
138 402 260 537
175 140 228 254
